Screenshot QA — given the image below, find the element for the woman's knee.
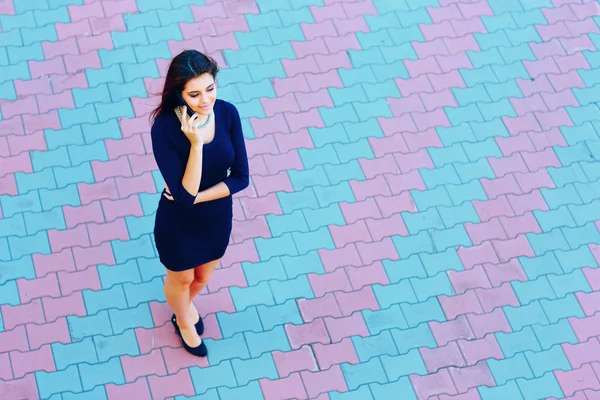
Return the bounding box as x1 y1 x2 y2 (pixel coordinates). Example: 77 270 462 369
166 269 195 287
193 259 220 285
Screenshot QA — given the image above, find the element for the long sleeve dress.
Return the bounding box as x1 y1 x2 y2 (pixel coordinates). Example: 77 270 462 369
150 99 249 272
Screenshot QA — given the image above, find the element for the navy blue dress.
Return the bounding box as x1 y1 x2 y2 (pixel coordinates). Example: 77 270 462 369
150 99 249 272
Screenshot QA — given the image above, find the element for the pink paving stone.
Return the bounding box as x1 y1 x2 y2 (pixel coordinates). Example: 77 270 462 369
444 34 480 55
0 325 29 353
458 333 504 366
296 88 335 111
420 88 458 111
77 179 119 205
549 70 586 93
436 52 473 73
162 345 210 374
506 189 549 215
406 57 443 77
466 307 512 339
457 241 500 270
251 114 290 137
63 201 105 229
302 19 338 41
567 17 600 37
57 265 101 296
239 193 283 219
0 96 38 119
483 259 527 288
77 31 114 53
298 293 343 323
0 352 11 380
1 299 45 331
194 287 236 317
542 3 576 23
324 312 370 343
32 249 76 278
308 269 353 298
345 261 390 290
318 244 363 273
0 116 25 137
50 71 88 94
220 238 260 267
492 234 536 263
244 136 278 159
366 214 409 241
90 13 126 35
106 135 146 159
473 196 515 222
26 318 70 351
135 324 181 355
464 219 508 246
68 1 104 21
576 291 600 316
516 76 555 100
571 1 600 19
429 3 462 21
263 151 304 174
48 225 91 253
301 364 348 399
515 168 556 192
37 91 75 114
430 315 476 347
0 153 32 175
251 170 293 196
16 274 60 304
480 175 523 200
412 108 452 131
63 51 102 74
429 70 467 92
498 212 542 238
510 94 549 116
334 286 380 316
292 37 329 58
495 133 536 157
562 338 600 369
105 378 152 400
542 89 580 111
375 191 418 217
325 34 362 53
530 40 567 59
285 318 330 350
72 242 116 271
439 290 484 321
206 263 247 292
448 361 496 394
447 265 492 295
342 0 378 18
0 374 39 400
475 283 520 313
523 58 561 79
87 219 130 246
147 369 196 400
350 175 392 201
555 364 600 397
92 157 132 181
285 108 325 132
260 373 308 400
10 345 55 379
100 195 144 222
272 75 311 97
310 3 346 22
451 17 487 37
439 388 483 400
261 93 301 117
459 0 493 18
569 313 600 342
231 215 271 243
369 134 410 157
555 52 591 74
538 21 572 41
0 0 15 14
313 337 360 370
202 32 239 53
7 131 46 155
212 14 249 35
488 153 529 177
42 291 87 323
385 168 427 193
128 154 158 175
421 20 456 41
14 78 52 97
359 154 400 179
410 369 458 399
273 346 318 378
355 237 400 264
29 57 66 80
23 110 61 134
388 94 426 115
379 114 419 135
121 349 167 383
395 75 433 97
282 56 321 77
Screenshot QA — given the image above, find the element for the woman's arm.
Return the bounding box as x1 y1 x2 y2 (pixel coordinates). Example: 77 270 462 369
193 181 230 203
221 102 250 195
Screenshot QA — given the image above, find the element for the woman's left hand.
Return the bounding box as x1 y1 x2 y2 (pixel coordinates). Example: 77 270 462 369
163 183 174 201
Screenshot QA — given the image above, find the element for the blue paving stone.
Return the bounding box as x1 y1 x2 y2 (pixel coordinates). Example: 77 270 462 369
54 338 100 371
218 381 264 400
256 299 303 331
230 281 276 311
189 361 237 397
68 310 113 342
341 358 388 391
0 280 19 306
79 357 125 391
205 333 250 365
217 307 263 338
352 330 399 361
108 303 154 334
231 353 278 385
35 365 83 399
93 329 140 362
244 325 291 358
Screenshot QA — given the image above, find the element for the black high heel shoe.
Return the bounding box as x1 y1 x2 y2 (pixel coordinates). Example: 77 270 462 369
171 317 208 357
172 313 204 335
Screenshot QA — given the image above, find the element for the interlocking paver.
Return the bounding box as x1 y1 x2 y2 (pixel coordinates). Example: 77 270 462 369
1 0 600 398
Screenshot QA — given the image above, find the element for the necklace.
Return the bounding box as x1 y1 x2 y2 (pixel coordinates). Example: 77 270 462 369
177 106 212 129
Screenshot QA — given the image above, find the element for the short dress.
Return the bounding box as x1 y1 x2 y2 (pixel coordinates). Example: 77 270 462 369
150 99 249 272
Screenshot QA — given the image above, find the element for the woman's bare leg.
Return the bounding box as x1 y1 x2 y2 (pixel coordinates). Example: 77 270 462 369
164 268 201 347
188 259 221 320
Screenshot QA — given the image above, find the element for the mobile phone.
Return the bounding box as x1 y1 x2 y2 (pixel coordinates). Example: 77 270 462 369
176 93 195 117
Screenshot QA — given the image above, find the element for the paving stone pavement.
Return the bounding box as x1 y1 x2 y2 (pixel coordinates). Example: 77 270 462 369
1 0 600 398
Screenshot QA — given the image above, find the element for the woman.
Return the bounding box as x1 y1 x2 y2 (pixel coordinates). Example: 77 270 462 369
149 50 249 357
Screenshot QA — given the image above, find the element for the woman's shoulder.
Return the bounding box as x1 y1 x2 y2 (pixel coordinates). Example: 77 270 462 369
151 110 178 137
216 98 240 119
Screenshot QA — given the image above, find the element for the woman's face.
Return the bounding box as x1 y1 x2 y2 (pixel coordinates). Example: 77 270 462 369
181 73 217 116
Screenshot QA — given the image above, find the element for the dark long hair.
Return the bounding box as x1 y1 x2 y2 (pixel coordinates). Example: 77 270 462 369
149 50 219 123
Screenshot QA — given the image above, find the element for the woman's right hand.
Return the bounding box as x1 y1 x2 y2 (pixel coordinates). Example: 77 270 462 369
178 106 205 146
